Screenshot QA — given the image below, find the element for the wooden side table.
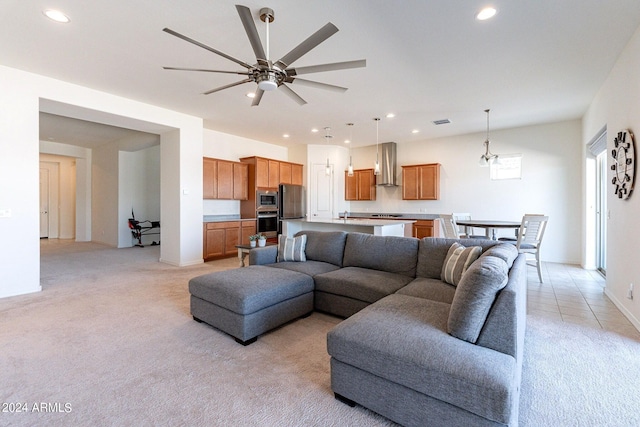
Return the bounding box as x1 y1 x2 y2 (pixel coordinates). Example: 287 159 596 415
235 243 276 267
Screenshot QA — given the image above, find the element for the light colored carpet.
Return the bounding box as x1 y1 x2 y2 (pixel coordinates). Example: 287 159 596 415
0 240 639 426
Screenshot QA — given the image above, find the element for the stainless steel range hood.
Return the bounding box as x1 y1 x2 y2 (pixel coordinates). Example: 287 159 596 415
377 142 398 186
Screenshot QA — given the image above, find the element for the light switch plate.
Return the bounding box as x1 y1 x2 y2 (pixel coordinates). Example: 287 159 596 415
0 209 11 218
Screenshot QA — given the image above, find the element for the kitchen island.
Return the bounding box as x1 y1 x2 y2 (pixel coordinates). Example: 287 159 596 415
281 218 415 238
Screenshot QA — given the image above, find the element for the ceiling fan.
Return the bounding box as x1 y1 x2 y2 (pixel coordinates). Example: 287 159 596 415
162 4 366 106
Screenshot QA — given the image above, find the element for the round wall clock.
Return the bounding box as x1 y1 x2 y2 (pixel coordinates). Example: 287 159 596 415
611 129 636 199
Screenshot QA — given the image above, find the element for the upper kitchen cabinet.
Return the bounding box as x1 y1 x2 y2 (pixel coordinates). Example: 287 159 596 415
203 157 248 200
402 163 440 200
345 168 376 201
240 156 304 188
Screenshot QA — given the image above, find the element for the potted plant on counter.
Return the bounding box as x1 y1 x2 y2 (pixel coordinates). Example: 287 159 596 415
249 234 259 247
257 233 267 247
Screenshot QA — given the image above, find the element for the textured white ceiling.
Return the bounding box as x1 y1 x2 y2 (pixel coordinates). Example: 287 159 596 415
3 0 640 148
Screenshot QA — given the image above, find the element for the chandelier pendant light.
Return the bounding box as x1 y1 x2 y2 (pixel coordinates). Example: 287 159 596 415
346 123 354 176
374 118 381 175
479 109 499 167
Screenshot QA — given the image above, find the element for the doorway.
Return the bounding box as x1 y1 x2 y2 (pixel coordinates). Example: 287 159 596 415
309 163 333 219
595 149 607 275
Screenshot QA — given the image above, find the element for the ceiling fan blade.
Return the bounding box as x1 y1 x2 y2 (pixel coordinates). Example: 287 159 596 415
163 28 253 70
279 84 307 106
203 78 252 95
163 66 251 75
236 5 267 62
288 77 348 93
274 22 339 69
286 59 366 76
251 88 265 107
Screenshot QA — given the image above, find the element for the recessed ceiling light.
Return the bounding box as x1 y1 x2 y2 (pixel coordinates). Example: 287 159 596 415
412 130 420 134
43 9 70 23
344 139 351 144
246 92 256 98
283 134 290 138
476 7 497 21
311 128 319 133
386 113 395 118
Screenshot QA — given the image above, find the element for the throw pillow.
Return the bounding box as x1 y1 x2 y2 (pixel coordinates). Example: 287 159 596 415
441 242 482 286
277 234 307 262
447 256 509 343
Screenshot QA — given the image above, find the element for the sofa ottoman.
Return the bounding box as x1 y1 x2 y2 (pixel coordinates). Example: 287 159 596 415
189 266 314 345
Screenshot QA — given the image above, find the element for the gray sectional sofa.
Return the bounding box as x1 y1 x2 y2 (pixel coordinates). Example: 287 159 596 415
190 230 527 426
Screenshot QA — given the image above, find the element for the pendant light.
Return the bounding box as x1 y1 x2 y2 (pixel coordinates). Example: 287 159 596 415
324 127 332 176
373 118 381 175
479 109 499 167
346 123 354 177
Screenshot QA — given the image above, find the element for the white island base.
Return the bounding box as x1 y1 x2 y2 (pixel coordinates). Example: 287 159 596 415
282 218 415 238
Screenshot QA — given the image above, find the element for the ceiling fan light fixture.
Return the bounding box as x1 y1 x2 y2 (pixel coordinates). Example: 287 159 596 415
257 72 278 91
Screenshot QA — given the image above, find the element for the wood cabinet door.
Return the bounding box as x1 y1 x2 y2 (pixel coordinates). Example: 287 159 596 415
268 160 280 188
402 166 419 200
233 163 248 200
203 158 217 199
413 221 434 238
224 226 240 254
241 221 256 245
291 163 303 185
204 227 225 258
279 162 292 185
419 164 440 200
256 158 269 188
216 160 234 199
357 169 376 201
345 171 357 200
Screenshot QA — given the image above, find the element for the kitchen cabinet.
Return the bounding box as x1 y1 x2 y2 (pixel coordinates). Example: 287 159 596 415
203 220 257 260
240 156 304 188
412 219 440 238
268 159 280 188
402 163 440 200
203 157 248 200
291 163 303 185
279 162 292 184
345 169 376 201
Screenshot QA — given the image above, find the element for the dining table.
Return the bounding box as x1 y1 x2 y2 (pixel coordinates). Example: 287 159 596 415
456 219 521 240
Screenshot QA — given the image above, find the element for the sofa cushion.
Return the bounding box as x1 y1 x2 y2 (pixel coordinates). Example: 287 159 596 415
277 234 306 262
441 243 482 286
480 243 519 268
265 260 340 277
315 267 414 304
395 277 456 304
342 233 419 277
416 237 498 279
448 256 509 343
294 230 347 267
327 294 518 424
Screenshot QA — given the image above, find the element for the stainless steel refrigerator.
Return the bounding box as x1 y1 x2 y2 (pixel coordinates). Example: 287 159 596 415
278 184 306 234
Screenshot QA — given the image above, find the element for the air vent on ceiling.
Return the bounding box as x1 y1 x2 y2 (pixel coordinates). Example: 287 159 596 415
432 119 451 125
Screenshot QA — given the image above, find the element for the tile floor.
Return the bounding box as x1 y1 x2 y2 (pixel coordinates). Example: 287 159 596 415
528 260 640 340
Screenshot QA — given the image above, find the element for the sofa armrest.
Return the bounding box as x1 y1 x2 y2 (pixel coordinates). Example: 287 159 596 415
476 253 527 358
249 245 278 265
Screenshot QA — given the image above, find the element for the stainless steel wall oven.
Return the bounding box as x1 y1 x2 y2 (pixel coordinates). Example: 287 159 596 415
257 210 278 238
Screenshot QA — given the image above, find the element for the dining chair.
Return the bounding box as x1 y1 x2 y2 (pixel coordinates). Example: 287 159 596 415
439 214 461 238
499 214 549 282
452 212 485 238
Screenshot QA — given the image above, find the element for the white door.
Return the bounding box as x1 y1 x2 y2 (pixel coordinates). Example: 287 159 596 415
39 168 49 238
310 163 333 219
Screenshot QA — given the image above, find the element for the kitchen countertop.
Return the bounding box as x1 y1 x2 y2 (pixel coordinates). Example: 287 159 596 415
338 212 441 220
288 218 415 226
203 215 255 223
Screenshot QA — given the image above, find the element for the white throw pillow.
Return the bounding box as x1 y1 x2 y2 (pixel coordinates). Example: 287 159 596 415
441 242 482 286
277 234 307 262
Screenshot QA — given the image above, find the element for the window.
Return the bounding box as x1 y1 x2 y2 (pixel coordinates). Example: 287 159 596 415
490 154 522 180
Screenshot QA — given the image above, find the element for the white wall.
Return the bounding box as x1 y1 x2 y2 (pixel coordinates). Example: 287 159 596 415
583 25 640 329
92 143 119 246
347 120 583 264
0 65 203 298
